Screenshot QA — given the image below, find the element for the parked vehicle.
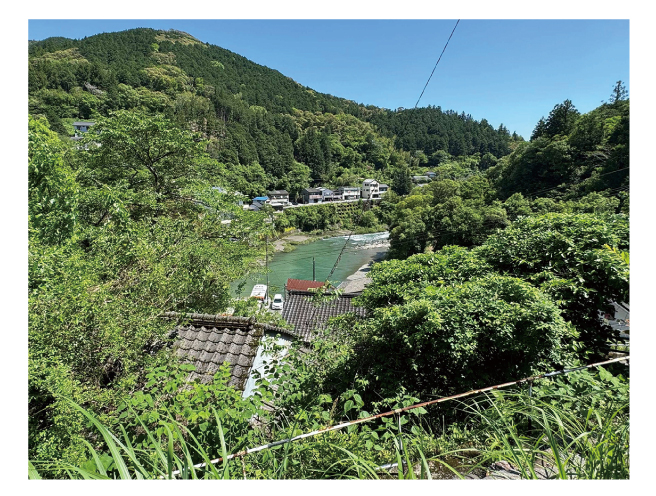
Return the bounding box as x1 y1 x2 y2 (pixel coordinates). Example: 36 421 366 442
271 294 284 310
250 284 268 302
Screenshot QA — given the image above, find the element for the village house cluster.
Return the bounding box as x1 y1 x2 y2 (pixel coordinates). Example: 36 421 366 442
248 180 390 211
67 122 393 212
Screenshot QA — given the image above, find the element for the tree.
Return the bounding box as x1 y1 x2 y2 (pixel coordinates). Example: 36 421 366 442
80 110 207 218
28 116 79 244
531 117 547 141
478 213 629 359
351 272 577 401
609 80 628 104
391 165 413 195
544 100 580 138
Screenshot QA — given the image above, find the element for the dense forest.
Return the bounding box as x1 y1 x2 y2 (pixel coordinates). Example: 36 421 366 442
28 28 629 479
28 28 519 200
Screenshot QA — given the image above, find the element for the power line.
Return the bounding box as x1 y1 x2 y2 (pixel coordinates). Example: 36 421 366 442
165 355 629 477
414 20 460 108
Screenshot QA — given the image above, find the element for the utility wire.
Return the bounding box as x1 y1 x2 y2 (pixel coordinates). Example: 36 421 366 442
414 20 460 108
165 355 629 477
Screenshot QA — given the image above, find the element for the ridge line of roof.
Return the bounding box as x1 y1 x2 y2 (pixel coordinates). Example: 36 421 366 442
161 312 298 338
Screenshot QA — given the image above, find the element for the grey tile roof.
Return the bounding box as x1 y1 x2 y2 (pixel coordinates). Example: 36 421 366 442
281 291 367 342
161 313 296 391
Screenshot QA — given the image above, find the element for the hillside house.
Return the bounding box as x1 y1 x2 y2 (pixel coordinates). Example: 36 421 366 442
412 175 430 183
378 183 389 195
302 187 323 204
337 186 361 201
317 187 341 202
426 171 437 179
250 196 269 210
70 121 96 146
161 313 298 403
268 190 290 209
73 121 94 134
361 179 380 200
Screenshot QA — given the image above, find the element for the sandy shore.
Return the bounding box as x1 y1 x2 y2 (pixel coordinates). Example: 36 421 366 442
337 249 388 294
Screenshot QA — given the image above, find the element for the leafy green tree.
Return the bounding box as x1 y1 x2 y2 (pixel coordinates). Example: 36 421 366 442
544 100 580 138
351 274 578 401
391 165 413 195
478 213 629 359
530 117 548 141
81 110 206 206
28 116 79 244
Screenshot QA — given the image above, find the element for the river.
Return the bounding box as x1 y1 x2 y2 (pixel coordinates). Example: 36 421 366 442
232 231 389 298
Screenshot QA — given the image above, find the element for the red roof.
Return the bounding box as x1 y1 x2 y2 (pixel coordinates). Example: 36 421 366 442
285 278 326 292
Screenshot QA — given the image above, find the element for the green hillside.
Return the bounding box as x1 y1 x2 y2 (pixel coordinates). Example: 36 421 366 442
28 28 518 199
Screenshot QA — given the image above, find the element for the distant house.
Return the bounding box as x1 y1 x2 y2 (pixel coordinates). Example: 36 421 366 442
361 179 380 200
426 171 437 179
73 121 94 134
412 175 430 183
302 188 323 204
378 183 389 195
268 190 290 209
70 120 96 146
317 186 341 202
251 196 269 210
337 186 361 201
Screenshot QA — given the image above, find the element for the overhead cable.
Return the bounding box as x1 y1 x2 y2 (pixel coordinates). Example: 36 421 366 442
414 19 460 108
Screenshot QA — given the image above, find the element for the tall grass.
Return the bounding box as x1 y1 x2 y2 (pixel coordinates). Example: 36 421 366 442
29 384 629 480
460 388 630 479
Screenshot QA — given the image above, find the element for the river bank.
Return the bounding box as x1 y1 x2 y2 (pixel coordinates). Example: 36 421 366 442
337 250 388 294
272 226 389 253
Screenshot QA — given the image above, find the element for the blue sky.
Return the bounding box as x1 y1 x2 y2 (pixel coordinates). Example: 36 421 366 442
29 19 629 139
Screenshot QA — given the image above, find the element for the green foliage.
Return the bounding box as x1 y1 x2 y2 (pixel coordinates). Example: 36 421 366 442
478 213 629 359
28 112 270 472
369 106 512 158
495 98 628 199
28 116 79 244
80 110 206 207
350 275 577 401
464 368 629 479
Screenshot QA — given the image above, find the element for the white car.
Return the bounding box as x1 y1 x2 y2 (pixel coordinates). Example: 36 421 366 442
271 294 284 310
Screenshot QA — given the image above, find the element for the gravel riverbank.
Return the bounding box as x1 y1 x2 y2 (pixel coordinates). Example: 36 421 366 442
337 249 388 294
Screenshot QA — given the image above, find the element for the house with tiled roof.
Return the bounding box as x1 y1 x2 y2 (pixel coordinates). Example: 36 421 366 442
161 312 297 395
280 287 367 342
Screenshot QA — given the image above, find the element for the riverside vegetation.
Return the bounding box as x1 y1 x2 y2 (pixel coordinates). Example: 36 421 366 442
28 28 629 479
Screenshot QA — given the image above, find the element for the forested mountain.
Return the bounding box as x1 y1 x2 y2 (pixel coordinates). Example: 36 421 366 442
28 28 515 198
369 106 519 159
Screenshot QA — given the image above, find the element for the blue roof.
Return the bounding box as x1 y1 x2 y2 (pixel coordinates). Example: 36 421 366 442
254 196 269 201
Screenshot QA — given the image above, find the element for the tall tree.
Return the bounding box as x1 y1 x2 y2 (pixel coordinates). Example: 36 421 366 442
609 80 628 104
544 99 580 138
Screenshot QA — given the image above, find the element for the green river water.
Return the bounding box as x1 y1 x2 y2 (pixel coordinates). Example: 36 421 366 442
231 231 389 298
